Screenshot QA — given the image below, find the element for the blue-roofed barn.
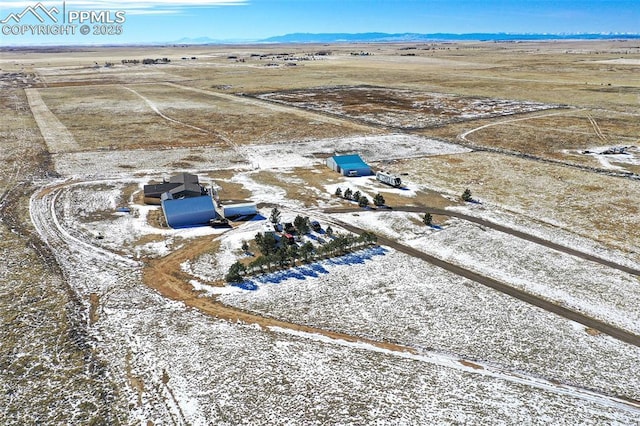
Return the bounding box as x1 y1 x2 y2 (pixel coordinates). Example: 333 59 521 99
326 154 371 177
161 195 218 228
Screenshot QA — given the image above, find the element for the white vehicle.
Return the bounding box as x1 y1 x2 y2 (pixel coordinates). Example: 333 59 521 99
376 171 402 188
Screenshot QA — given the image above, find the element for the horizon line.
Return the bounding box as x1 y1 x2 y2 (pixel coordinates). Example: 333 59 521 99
3 31 640 48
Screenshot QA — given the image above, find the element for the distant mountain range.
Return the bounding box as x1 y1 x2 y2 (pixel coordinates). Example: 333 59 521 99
169 32 640 45
258 32 640 43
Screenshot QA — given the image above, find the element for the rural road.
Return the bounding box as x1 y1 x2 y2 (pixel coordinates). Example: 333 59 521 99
320 206 640 348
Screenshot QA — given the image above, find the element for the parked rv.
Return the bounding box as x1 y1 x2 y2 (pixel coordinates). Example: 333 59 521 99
376 171 402 188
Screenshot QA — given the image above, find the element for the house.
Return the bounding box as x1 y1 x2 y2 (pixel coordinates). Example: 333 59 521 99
144 172 205 203
326 154 372 177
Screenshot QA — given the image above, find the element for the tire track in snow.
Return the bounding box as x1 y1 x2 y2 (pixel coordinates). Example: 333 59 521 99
456 109 639 180
30 180 140 270
458 108 577 144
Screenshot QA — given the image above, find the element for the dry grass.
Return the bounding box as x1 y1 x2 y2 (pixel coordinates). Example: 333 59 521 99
2 41 640 422
259 86 555 129
146 208 167 228
458 110 640 167
16 42 639 170
395 152 640 257
0 84 125 423
34 81 373 154
36 85 222 151
208 170 253 201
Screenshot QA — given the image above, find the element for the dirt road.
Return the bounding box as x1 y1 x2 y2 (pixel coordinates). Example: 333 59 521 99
24 88 79 153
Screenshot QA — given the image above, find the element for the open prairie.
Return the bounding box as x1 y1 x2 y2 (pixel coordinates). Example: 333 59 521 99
1 40 640 424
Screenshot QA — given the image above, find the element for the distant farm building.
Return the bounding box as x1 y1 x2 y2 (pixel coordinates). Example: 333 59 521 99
161 195 218 228
144 172 206 204
326 154 372 177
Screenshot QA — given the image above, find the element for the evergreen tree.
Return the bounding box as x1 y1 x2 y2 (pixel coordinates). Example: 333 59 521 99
287 244 299 265
358 196 369 208
241 240 249 253
352 190 361 201
225 261 246 283
269 207 281 224
462 188 473 202
294 215 310 235
254 232 277 256
249 256 266 273
358 232 375 245
373 193 385 207
326 226 334 237
300 242 314 263
343 188 353 200
335 187 342 197
423 213 433 226
275 246 289 268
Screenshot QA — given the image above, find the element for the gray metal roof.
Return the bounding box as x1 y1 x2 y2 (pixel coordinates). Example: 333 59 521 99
169 173 199 184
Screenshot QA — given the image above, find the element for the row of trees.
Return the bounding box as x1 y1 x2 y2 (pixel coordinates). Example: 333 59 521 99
225 231 378 283
335 187 385 208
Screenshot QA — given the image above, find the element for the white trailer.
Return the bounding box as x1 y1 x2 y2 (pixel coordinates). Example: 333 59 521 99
376 171 402 188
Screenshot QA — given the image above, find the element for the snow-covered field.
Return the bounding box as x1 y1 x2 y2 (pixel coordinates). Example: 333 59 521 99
53 146 246 178
448 203 640 271
219 249 640 402
10 45 640 425
26 176 640 423
241 133 470 166
333 210 640 335
28 179 640 424
53 133 467 178
101 291 640 425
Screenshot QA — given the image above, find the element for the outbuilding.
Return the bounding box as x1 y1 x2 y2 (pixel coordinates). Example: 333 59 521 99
161 195 218 228
326 154 371 177
220 202 258 219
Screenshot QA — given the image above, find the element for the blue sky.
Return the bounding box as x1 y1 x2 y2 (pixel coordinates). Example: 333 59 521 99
1 0 638 45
